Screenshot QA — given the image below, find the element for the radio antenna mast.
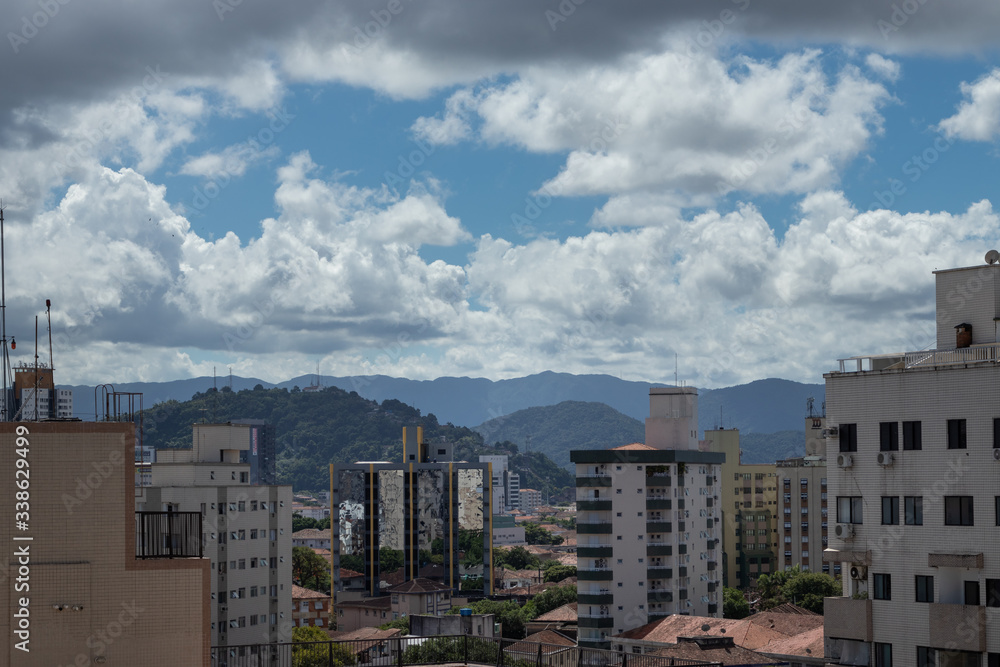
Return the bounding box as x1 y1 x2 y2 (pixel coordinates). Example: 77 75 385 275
0 202 13 421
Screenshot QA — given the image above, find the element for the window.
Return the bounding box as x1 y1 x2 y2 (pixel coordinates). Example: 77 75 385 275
879 422 898 451
995 418 1000 448
873 573 891 600
915 575 933 603
837 496 863 524
874 642 892 667
965 581 980 606
881 497 899 525
996 497 1000 526
988 579 1000 607
903 421 922 450
945 496 974 526
948 419 967 449
917 647 934 667
839 424 857 452
905 497 923 525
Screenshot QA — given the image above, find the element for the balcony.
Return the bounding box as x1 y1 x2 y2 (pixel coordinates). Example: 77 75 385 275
928 603 985 652
578 523 613 534
823 597 872 642
837 342 1000 374
578 546 613 558
577 475 613 487
646 498 672 510
646 521 672 533
648 590 673 604
578 615 615 629
647 544 672 557
578 592 614 605
647 567 672 579
577 500 613 511
577 568 614 581
135 511 203 559
646 473 672 487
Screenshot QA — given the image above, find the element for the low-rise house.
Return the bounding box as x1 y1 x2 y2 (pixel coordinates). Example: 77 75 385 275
334 596 392 631
328 627 402 662
650 636 786 666
505 631 577 667
526 602 577 638
292 528 332 550
293 585 332 628
388 578 453 619
758 626 825 666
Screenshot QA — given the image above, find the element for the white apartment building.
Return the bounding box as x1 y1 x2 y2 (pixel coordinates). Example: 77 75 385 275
138 423 293 649
573 387 723 649
824 256 1000 667
775 416 832 577
520 488 544 513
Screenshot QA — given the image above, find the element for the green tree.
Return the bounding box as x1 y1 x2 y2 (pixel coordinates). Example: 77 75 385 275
339 554 364 573
542 564 576 583
292 626 355 667
502 546 538 570
378 617 410 633
293 547 331 591
380 549 404 573
522 522 563 546
723 587 750 619
782 571 841 614
450 599 528 638
530 584 577 615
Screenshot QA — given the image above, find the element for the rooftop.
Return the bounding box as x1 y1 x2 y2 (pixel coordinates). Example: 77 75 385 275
292 585 329 600
534 602 578 623
388 577 452 594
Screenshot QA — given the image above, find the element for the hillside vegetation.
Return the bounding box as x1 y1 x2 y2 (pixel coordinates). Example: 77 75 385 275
141 385 574 495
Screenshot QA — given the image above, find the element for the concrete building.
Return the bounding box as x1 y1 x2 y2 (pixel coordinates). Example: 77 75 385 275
387 578 453 619
823 256 1000 666
139 422 293 649
292 585 331 628
572 388 724 649
292 528 332 550
479 454 522 513
410 612 496 637
10 363 73 420
0 422 209 666
520 488 543 513
775 416 832 577
702 428 778 589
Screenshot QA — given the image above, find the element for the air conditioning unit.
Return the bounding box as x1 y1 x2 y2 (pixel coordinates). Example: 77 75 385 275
823 427 840 438
836 454 854 469
876 452 894 467
993 449 1000 462
850 565 868 581
834 523 855 539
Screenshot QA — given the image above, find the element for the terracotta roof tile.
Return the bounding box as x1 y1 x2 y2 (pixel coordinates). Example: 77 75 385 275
651 640 778 666
507 630 576 654
611 443 657 450
534 602 577 622
387 577 452 594
759 625 825 660
292 585 329 600
292 529 330 539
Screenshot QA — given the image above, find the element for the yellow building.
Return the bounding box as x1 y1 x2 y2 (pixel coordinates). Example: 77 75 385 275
702 428 778 589
0 422 210 666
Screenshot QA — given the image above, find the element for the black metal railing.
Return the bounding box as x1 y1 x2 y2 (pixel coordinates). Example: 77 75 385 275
135 511 203 558
209 635 723 667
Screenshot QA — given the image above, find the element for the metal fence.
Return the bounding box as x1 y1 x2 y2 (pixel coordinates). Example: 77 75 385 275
210 635 723 667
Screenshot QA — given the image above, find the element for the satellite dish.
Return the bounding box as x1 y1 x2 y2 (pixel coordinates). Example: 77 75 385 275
987 250 1000 265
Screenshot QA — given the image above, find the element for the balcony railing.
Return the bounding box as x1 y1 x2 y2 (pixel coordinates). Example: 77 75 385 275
837 343 1000 374
135 511 203 559
210 635 723 667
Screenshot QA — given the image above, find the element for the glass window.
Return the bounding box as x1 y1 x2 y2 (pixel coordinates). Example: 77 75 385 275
873 573 891 600
881 497 899 525
905 497 923 525
987 579 1000 607
837 496 863 524
839 424 857 453
965 581 980 606
879 422 898 451
874 642 892 667
915 575 933 603
903 421 922 450
945 496 974 526
917 647 934 667
947 419 967 449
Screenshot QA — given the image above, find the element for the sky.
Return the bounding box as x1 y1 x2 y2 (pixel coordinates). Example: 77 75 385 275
2 0 1000 388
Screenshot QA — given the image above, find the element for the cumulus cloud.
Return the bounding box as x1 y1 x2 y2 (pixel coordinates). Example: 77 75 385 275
865 53 901 82
180 143 281 179
414 49 890 199
939 69 1000 141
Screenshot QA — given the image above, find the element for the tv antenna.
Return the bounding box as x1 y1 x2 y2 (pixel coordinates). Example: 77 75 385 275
0 202 14 421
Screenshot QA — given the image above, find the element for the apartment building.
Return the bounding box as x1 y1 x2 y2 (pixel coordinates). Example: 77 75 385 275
520 488 544 513
479 454 522 513
292 585 331 628
572 388 724 649
702 428 778 589
139 422 293 649
0 422 209 666
775 417 832 577
824 256 1000 666
10 363 73 419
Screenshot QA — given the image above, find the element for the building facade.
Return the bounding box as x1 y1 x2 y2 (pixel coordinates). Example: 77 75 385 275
702 428 778 589
775 417 832 577
292 585 331 628
0 422 209 666
140 422 293 649
573 388 724 649
520 488 543 513
823 258 1000 666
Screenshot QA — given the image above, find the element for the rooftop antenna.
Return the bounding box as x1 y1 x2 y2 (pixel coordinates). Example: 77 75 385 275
674 353 678 387
32 315 38 421
806 397 815 418
228 366 233 390
46 299 53 372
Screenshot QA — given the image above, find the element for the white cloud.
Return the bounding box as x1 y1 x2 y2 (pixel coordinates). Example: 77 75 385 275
865 53 901 82
939 69 1000 142
413 49 891 200
180 143 281 179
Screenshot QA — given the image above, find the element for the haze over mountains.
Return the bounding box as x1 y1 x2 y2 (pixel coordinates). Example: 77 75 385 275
68 372 823 436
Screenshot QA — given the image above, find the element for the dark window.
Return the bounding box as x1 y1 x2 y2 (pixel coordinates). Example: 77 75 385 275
839 424 857 452
945 496 974 526
965 581 980 606
879 422 898 451
903 421 922 450
873 573 891 600
989 653 1000 667
996 497 1000 526
917 648 935 667
915 575 933 603
874 642 892 667
987 579 1000 607
994 419 1000 449
948 419 967 449
837 496 863 524
881 497 899 525
905 497 923 525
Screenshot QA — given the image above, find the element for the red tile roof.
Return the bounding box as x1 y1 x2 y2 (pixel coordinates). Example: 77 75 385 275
534 602 577 622
292 585 330 600
611 443 657 450
651 639 778 666
387 577 452 594
507 630 576 654
759 625 825 661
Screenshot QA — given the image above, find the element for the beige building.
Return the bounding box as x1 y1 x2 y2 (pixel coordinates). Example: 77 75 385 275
140 422 293 649
824 257 1000 666
334 596 392 631
520 488 543 513
0 422 209 666
387 577 453 619
775 417 831 578
702 428 778 589
292 585 331 628
573 388 723 649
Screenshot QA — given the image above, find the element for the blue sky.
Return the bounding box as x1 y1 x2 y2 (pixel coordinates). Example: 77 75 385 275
2 1 1000 388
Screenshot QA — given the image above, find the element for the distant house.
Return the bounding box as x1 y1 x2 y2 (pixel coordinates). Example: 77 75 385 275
292 585 331 628
650 636 786 666
388 578 453 619
292 528 331 550
334 596 392 632
526 602 577 639
505 631 577 667
328 627 401 663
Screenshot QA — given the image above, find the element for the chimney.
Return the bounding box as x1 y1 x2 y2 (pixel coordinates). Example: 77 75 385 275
955 323 972 349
